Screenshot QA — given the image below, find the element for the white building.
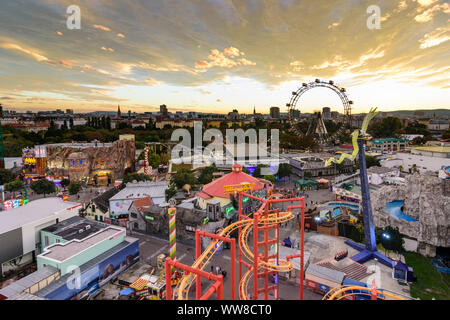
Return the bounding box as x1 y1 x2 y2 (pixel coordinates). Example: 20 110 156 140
0 198 81 277
108 181 168 216
381 150 450 174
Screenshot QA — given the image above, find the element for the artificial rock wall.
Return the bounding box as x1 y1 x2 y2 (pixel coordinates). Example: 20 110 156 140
371 174 449 257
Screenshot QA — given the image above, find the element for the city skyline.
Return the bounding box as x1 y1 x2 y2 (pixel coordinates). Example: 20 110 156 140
0 0 449 114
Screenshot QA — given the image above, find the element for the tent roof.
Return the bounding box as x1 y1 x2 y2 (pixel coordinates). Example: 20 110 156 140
294 179 320 186
201 164 265 199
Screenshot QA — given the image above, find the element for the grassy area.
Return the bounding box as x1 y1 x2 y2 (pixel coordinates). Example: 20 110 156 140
171 163 193 172
405 252 450 300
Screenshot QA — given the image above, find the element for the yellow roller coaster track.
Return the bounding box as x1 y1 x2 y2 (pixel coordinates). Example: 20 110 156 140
323 285 409 300
324 107 379 168
174 208 296 300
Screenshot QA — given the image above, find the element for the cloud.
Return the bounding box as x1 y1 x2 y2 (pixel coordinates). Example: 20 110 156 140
93 24 111 31
145 78 160 86
414 0 439 7
56 31 63 36
290 60 304 71
419 26 450 48
414 3 450 23
101 47 115 52
223 47 244 57
328 22 339 30
195 47 255 69
0 42 48 62
116 33 125 38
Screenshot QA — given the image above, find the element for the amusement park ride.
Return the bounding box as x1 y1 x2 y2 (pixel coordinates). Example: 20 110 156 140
286 79 354 144
324 108 393 268
165 183 306 300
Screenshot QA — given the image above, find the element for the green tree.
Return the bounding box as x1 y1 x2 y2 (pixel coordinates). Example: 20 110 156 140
0 168 15 185
68 181 82 195
198 165 219 185
277 163 292 179
30 179 56 197
5 180 23 197
443 129 450 140
171 168 196 189
380 226 404 254
165 184 177 201
368 117 403 138
242 167 251 174
262 175 277 184
60 178 70 190
356 155 380 170
122 173 152 187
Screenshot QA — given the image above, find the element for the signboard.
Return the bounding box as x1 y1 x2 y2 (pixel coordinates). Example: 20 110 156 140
223 183 254 195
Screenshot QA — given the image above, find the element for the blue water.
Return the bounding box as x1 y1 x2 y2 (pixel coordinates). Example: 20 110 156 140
384 201 418 222
327 203 359 220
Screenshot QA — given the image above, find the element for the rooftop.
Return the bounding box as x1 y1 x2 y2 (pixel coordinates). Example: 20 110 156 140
42 216 108 241
372 138 408 143
109 181 168 205
412 146 450 153
0 198 81 234
201 164 265 199
0 266 58 299
40 227 124 262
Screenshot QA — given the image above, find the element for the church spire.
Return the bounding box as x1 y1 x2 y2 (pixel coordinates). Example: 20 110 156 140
117 105 121 118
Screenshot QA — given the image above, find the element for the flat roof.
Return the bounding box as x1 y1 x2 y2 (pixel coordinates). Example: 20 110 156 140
0 266 58 299
40 227 124 262
0 198 81 234
413 146 450 153
109 181 168 205
42 216 107 241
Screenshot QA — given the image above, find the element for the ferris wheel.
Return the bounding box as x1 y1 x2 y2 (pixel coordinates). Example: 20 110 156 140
287 79 353 123
286 79 354 144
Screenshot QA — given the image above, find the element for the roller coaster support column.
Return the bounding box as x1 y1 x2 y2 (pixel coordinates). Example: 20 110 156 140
238 191 243 294
285 199 305 300
195 229 236 300
253 212 260 300
165 258 223 300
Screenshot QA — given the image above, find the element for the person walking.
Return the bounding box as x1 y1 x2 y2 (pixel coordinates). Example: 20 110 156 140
216 266 221 275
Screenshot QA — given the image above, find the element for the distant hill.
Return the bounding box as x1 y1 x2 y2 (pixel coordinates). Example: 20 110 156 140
354 109 449 118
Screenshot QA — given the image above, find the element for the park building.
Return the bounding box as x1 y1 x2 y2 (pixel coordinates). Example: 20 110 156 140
369 138 409 153
0 198 81 279
287 153 355 179
0 216 139 300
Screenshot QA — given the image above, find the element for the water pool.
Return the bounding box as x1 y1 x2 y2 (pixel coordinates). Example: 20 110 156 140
384 200 418 222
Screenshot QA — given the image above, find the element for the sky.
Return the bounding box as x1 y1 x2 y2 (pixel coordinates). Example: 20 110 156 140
0 0 449 114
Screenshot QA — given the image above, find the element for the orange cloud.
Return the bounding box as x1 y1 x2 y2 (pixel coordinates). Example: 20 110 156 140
414 3 449 23
195 47 255 69
146 78 160 86
116 33 125 38
93 24 111 31
0 43 48 62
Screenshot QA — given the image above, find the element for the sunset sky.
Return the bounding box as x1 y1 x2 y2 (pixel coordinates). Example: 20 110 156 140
0 0 449 114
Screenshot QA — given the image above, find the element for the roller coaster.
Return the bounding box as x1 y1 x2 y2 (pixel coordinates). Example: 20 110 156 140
323 285 408 300
166 191 306 300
